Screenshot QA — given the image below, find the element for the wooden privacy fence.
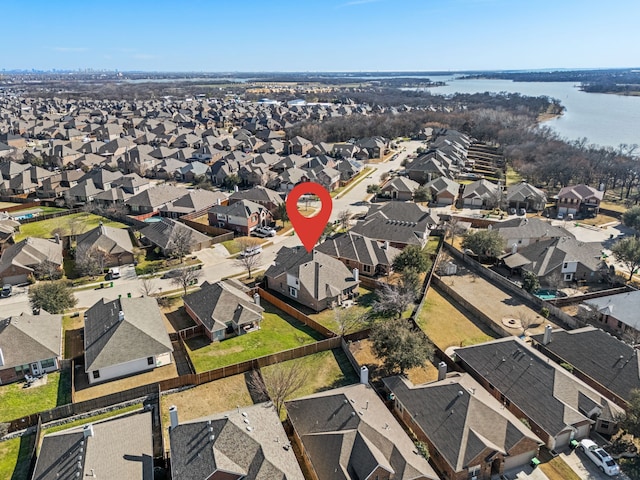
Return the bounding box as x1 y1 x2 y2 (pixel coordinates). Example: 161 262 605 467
257 288 336 338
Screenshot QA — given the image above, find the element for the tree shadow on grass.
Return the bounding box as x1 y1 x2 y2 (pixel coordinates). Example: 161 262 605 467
184 335 210 352
11 433 35 480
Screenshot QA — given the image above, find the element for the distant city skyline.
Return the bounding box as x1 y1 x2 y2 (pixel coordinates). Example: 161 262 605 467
5 0 640 72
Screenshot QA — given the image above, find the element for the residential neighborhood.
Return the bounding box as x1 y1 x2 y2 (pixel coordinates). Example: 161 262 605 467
0 83 639 480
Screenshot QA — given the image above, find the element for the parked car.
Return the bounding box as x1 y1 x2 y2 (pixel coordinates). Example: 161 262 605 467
1 284 12 297
557 213 564 220
254 226 276 237
579 439 620 476
240 245 262 257
508 207 517 215
108 267 120 279
518 208 527 216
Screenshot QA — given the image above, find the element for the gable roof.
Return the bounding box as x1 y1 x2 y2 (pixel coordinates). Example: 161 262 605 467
558 184 604 201
462 179 499 200
0 313 62 369
350 202 431 247
316 232 401 269
382 176 420 194
183 279 263 333
265 247 359 302
585 290 640 331
33 411 153 480
494 218 573 242
208 199 268 219
455 337 624 438
76 224 134 256
506 182 547 203
383 373 542 473
159 189 227 215
512 237 605 277
169 403 304 480
126 184 186 210
84 297 172 372
229 186 283 206
285 384 438 480
531 327 640 404
0 236 63 276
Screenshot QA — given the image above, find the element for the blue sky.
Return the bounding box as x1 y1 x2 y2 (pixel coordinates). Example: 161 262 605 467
3 0 639 72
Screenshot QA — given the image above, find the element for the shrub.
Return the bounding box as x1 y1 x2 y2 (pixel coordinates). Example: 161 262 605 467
540 307 550 318
560 362 574 373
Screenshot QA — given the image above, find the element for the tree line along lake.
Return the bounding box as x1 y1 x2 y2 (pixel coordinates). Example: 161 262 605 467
410 75 640 150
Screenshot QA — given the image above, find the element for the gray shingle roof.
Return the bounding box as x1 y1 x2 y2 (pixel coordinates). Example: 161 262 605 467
183 280 263 333
382 373 542 473
126 184 186 210
76 224 134 256
84 297 172 372
316 232 401 270
0 236 63 277
0 312 62 369
514 237 604 277
585 290 640 331
455 337 624 439
285 384 438 480
350 202 431 247
169 403 304 480
531 327 640 404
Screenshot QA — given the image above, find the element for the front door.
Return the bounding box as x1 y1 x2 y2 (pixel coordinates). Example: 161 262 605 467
30 363 40 376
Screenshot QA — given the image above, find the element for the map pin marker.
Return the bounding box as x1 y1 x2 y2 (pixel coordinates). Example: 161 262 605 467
286 181 333 252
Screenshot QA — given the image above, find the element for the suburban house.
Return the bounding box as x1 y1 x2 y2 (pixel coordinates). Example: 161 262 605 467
208 199 273 236
228 185 284 214
285 383 439 480
168 403 305 480
461 179 500 209
424 176 460 206
557 184 604 217
84 297 173 384
75 224 135 267
493 217 573 250
158 189 227 218
531 326 639 408
583 290 640 339
139 218 211 256
383 372 543 480
455 337 624 449
316 231 402 277
0 236 63 285
125 184 186 215
0 312 62 384
406 153 450 184
183 280 264 341
265 246 360 312
356 136 388 160
350 202 432 249
288 135 313 156
381 176 420 201
506 182 547 212
500 237 605 285
32 411 153 480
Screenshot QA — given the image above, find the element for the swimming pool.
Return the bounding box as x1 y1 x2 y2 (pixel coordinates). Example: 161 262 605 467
535 289 562 300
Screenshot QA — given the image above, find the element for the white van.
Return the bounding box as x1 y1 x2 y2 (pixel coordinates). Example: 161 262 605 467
240 245 262 257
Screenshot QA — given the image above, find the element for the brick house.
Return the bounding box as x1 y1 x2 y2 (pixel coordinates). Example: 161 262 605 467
207 199 273 236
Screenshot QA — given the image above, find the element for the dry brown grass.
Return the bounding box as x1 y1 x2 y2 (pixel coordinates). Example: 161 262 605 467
539 456 582 480
349 339 439 385
160 374 253 445
74 363 179 402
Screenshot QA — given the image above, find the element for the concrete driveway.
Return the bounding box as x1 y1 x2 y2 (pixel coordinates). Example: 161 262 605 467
561 447 630 480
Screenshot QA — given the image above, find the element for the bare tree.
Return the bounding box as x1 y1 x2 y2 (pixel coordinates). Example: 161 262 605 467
139 277 157 297
75 245 108 278
623 328 640 347
371 282 416 319
34 260 62 281
236 237 262 279
248 361 310 417
333 306 367 335
518 312 536 337
167 228 192 263
337 209 352 231
170 266 201 295
544 270 564 292
446 216 464 244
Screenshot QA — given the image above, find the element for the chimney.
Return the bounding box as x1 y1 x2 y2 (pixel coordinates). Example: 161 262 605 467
542 325 553 345
511 243 518 254
216 198 221 205
0 347 4 367
352 268 359 282
83 424 94 438
169 405 179 430
253 292 260 307
118 311 125 322
234 185 239 192
54 233 60 244
383 240 389 250
360 366 369 385
437 361 447 381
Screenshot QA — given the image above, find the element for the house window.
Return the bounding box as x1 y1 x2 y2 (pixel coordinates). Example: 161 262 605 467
600 421 610 430
489 383 494 391
563 262 568 268
289 286 298 298
147 357 154 366
564 273 573 281
363 265 371 273
93 370 100 379
468 465 481 477
41 358 55 369
618 321 623 329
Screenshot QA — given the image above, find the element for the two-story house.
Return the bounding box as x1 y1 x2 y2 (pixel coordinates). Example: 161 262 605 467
207 199 273 236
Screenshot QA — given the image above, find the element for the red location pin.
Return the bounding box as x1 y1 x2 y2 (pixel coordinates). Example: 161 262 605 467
286 181 333 252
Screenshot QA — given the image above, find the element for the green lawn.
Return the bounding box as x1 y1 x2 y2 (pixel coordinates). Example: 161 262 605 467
0 435 34 480
15 212 126 241
308 287 375 334
425 236 441 255
0 370 72 422
505 166 523 186
185 302 325 372
13 206 66 216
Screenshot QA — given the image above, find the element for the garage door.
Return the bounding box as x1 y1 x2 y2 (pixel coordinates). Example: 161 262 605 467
2 274 27 285
554 430 572 449
504 450 537 471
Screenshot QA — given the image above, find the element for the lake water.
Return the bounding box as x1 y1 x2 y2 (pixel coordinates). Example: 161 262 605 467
421 76 640 149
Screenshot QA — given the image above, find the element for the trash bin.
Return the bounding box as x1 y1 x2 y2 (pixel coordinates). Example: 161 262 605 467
100 283 104 289
127 292 131 298
110 282 113 288
570 439 579 450
530 457 540 468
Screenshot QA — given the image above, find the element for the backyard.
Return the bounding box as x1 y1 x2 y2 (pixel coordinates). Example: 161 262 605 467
0 434 34 480
15 212 126 242
307 286 376 334
0 370 71 422
417 287 498 350
184 301 325 372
